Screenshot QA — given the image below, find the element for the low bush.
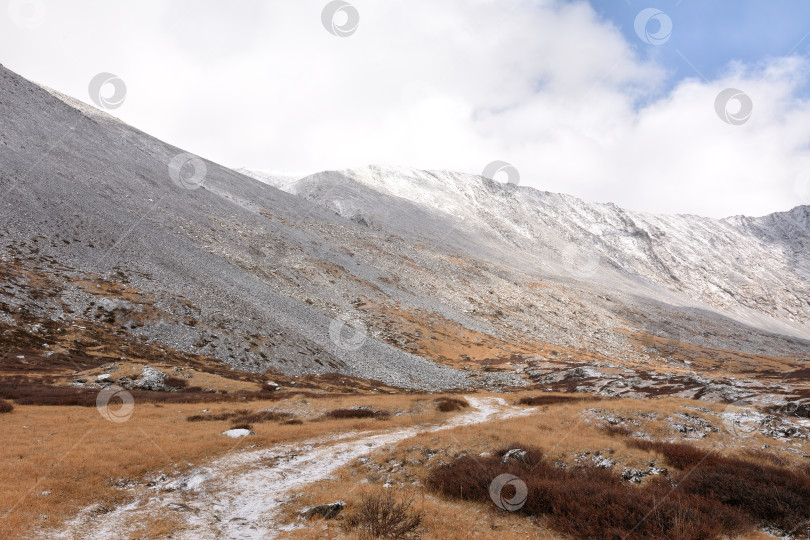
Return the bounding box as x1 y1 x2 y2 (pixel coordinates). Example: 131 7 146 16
323 408 390 420
163 376 188 389
628 440 716 469
741 447 790 467
0 376 320 406
344 489 423 539
186 409 297 425
428 443 757 539
434 397 468 412
629 440 810 534
0 398 13 413
232 410 294 424
186 411 238 422
517 394 599 406
600 424 633 437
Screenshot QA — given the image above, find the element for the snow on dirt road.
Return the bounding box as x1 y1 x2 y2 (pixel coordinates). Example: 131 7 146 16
55 396 532 539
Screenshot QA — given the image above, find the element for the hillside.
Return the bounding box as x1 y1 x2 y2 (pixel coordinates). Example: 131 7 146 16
2 62 810 540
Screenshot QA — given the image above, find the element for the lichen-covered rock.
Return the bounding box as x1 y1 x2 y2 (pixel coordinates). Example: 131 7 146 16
303 501 345 520
502 448 529 464
96 373 115 385
132 366 168 391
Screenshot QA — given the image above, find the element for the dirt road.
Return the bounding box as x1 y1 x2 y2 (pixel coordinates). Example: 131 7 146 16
55 396 531 539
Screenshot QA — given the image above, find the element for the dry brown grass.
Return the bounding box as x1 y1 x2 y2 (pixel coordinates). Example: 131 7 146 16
70 275 155 306
275 392 810 539
73 360 263 394
343 489 423 538
355 299 537 368
0 392 466 539
426 437 810 538
624 328 805 379
4 382 804 538
427 446 751 539
282 485 553 540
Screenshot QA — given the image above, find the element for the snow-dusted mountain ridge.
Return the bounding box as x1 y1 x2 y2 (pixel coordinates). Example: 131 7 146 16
244 165 810 340
1 61 807 393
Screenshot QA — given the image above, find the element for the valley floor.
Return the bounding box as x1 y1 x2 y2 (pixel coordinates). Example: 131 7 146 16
3 384 809 539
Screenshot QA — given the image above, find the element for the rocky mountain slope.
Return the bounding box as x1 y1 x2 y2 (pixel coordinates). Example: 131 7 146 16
0 64 514 390
267 165 810 340
1 63 808 400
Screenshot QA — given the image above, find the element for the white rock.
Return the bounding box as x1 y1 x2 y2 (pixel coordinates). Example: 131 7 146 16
222 428 252 438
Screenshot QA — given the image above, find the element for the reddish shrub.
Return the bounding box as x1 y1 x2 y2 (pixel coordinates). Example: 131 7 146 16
0 398 13 413
435 397 469 412
431 440 810 538
163 376 189 389
323 408 390 420
0 376 320 407
427 444 758 539
742 448 790 467
186 410 240 422
601 424 633 437
628 440 717 469
517 395 600 406
629 441 810 534
186 409 297 425
232 411 294 424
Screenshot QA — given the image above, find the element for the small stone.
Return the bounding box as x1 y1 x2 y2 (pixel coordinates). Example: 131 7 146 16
502 448 528 463
303 501 345 520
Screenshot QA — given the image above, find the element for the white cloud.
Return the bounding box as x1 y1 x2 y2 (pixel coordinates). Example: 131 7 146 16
2 0 809 217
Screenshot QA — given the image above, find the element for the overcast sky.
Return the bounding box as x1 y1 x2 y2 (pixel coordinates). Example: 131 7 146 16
2 0 810 218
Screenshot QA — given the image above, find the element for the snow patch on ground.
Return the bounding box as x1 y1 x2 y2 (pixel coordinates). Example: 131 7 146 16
222 428 252 438
54 396 532 540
